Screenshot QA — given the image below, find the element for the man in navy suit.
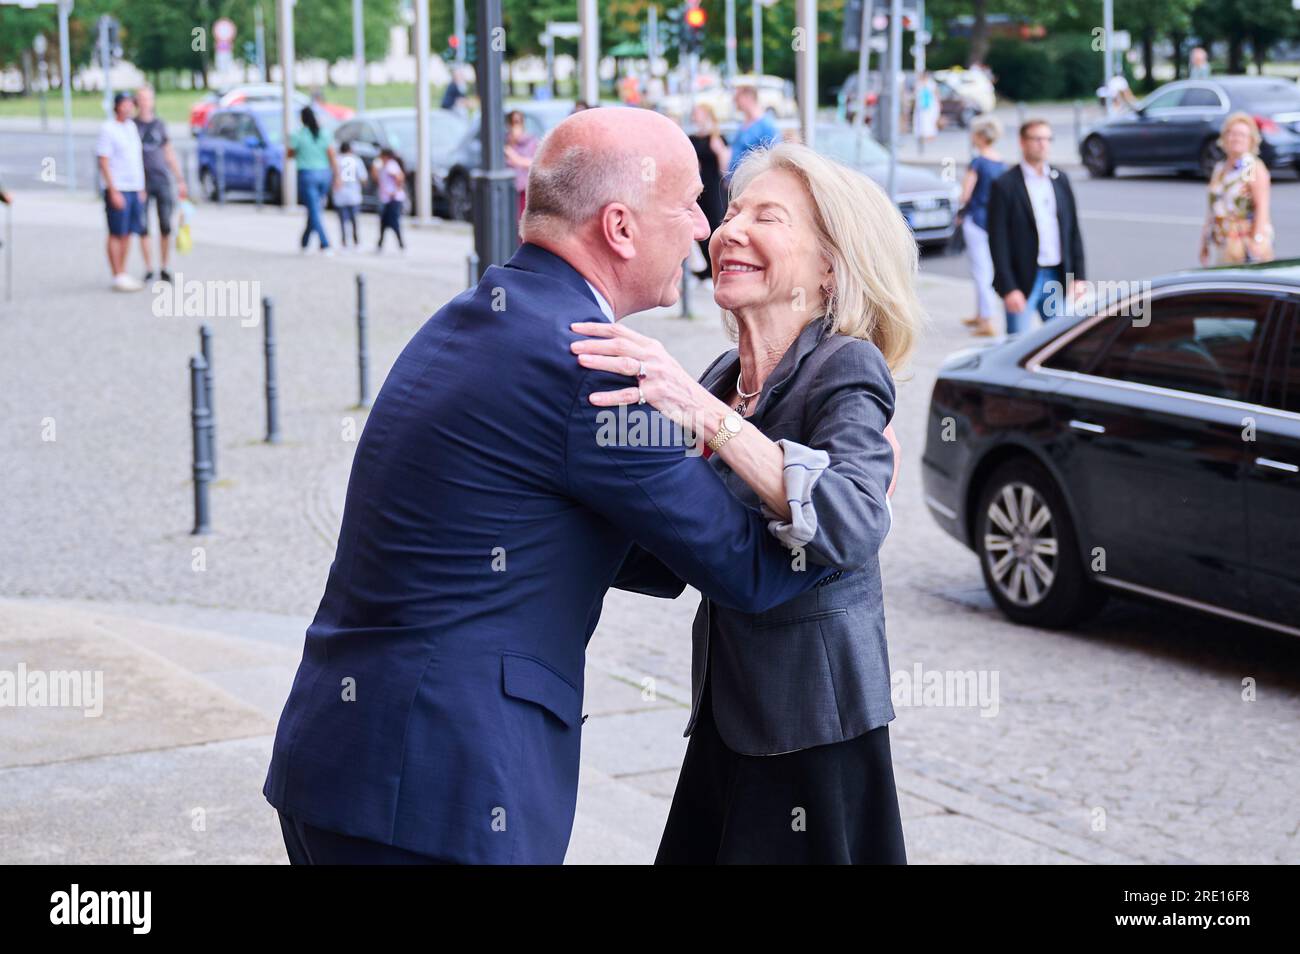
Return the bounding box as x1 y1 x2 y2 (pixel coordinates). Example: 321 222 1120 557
264 107 835 864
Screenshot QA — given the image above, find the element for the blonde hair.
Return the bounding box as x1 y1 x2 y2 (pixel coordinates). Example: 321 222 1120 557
971 115 1001 145
1218 111 1261 155
725 141 922 372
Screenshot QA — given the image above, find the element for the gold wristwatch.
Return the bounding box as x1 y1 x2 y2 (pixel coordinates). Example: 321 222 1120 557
707 412 744 453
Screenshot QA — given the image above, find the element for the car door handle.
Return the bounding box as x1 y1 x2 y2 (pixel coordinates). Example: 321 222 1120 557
1069 419 1106 435
1254 457 1299 474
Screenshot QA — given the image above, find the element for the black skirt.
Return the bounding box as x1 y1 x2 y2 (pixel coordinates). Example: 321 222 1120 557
656 675 907 865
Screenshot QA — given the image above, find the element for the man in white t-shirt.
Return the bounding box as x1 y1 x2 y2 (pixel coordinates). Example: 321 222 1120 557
95 92 147 292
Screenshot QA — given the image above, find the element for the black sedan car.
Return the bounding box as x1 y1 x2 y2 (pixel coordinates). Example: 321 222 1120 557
921 262 1300 637
1080 76 1300 179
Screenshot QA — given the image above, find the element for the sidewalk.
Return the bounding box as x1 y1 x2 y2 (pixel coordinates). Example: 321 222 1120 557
1 188 1143 864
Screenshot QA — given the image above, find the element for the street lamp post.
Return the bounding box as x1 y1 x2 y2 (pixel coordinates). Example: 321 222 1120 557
752 0 763 76
887 0 902 202
278 0 297 209
795 0 816 147
352 0 365 113
472 0 517 277
579 0 599 105
414 0 433 224
725 0 737 85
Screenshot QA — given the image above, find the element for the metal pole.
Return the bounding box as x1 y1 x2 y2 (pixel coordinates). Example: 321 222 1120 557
454 0 467 64
199 323 217 476
795 0 816 148
1103 0 1116 117
98 16 112 118
544 34 555 97
278 0 298 209
467 252 479 288
356 273 372 409
853 0 872 150
752 0 762 76
58 1 74 191
579 0 599 105
352 0 366 113
263 296 281 444
4 203 12 303
887 0 902 202
414 0 433 224
1074 99 1083 148
217 146 226 205
473 0 517 277
190 355 213 535
255 148 264 209
725 0 737 84
255 3 267 80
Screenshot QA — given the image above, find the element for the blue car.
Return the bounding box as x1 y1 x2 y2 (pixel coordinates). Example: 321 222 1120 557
196 105 337 204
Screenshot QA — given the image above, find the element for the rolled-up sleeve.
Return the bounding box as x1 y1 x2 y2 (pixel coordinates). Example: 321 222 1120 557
763 339 896 570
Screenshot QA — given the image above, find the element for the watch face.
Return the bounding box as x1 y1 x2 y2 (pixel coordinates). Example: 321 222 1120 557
725 413 744 434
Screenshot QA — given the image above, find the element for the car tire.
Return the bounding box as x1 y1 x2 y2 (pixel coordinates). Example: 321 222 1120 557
264 169 282 206
1199 138 1224 180
1081 136 1114 178
447 173 473 223
199 167 219 202
975 458 1105 629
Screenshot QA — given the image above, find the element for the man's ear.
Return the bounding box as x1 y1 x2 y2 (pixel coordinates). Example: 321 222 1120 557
600 203 637 262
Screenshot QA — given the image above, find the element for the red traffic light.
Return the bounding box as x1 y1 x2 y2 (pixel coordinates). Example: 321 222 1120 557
685 7 707 28
448 35 460 48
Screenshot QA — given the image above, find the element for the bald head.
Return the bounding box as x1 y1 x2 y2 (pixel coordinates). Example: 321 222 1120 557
520 107 697 241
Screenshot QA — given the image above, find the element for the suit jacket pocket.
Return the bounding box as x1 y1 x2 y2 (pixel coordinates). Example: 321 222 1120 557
501 652 582 729
752 607 848 630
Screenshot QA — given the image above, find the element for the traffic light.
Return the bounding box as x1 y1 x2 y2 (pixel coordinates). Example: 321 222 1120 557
683 2 707 55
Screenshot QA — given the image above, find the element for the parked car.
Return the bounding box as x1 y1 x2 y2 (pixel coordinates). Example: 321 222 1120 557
1080 76 1300 179
838 71 985 128
812 124 960 248
657 73 797 123
196 104 343 205
436 101 575 221
934 66 997 115
333 108 472 214
921 262 1300 636
190 84 353 136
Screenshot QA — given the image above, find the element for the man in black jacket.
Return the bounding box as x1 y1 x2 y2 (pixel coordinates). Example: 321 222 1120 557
986 118 1086 334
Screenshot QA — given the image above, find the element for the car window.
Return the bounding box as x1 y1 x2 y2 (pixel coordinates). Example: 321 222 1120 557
1041 317 1123 374
1277 314 1300 414
236 115 261 143
336 122 358 145
1180 87 1223 109
207 114 233 138
1090 295 1267 402
1142 88 1186 113
1232 81 1300 113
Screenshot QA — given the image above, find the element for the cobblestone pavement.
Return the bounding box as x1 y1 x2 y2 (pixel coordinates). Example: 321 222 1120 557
1 189 1297 864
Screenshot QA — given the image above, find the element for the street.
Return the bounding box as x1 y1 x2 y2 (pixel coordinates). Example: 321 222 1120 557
0 181 1296 864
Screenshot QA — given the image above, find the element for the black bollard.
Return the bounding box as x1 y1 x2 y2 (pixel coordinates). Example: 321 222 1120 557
356 274 372 409
680 258 690 319
199 323 216 477
263 296 281 444
190 354 213 534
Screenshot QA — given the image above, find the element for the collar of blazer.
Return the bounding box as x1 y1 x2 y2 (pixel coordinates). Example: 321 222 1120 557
700 316 833 420
503 241 606 315
1011 163 1067 208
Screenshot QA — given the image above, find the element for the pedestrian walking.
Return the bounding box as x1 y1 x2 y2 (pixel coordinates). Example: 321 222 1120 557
912 72 941 141
504 110 539 222
688 103 728 280
1201 112 1273 267
987 119 1087 334
95 91 147 292
956 117 1006 337
288 106 338 255
1188 46 1211 80
133 84 188 284
373 147 406 252
333 142 367 252
721 85 778 179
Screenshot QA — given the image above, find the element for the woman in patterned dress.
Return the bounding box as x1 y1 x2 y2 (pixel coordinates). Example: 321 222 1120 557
1201 112 1274 267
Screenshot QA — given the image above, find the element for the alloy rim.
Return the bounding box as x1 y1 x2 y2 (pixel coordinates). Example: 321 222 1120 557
984 482 1058 607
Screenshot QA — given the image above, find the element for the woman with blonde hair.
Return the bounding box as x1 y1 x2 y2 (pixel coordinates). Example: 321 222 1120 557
571 142 923 863
957 115 1006 337
1201 112 1274 266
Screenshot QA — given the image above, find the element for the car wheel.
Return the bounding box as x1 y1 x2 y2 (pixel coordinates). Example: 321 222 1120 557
1198 138 1224 180
448 174 473 222
1081 136 1113 178
975 458 1104 629
199 167 219 202
264 169 282 206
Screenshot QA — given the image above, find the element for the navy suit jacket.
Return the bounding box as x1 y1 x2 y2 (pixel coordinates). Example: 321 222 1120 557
264 243 828 863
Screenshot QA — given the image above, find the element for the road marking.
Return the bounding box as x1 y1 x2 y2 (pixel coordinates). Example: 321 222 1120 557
1080 209 1206 226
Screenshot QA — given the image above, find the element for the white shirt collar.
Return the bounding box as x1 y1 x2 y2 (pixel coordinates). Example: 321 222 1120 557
585 280 615 323
1020 160 1054 182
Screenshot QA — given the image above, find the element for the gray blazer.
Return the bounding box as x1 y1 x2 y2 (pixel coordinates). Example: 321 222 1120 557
616 317 898 756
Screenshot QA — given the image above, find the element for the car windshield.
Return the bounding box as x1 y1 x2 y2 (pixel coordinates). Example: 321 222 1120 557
816 127 891 165
381 114 471 152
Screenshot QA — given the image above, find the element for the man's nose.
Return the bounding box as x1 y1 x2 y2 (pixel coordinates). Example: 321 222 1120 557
692 203 710 241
